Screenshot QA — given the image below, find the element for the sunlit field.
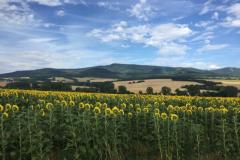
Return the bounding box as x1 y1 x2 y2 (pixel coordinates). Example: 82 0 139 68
1 89 240 159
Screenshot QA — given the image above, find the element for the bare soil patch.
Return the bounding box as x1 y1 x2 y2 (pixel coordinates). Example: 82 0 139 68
74 77 117 82
71 85 95 91
0 82 9 87
53 77 74 83
113 79 203 94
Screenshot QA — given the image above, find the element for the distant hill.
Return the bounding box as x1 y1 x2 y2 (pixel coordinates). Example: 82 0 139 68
0 63 239 81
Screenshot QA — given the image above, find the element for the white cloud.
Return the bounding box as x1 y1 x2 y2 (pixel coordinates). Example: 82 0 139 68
206 25 218 31
28 38 57 43
181 62 221 69
172 16 184 21
192 32 215 41
87 22 193 55
27 0 62 6
44 23 54 27
221 3 240 27
152 56 184 66
197 44 229 53
121 44 130 48
157 42 190 56
199 0 212 15
212 12 219 20
205 39 210 44
55 10 65 16
237 31 240 33
195 21 213 27
97 2 119 10
127 0 154 21
223 0 230 4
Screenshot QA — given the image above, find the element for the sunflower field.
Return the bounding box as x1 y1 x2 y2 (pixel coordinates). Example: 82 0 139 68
0 88 240 160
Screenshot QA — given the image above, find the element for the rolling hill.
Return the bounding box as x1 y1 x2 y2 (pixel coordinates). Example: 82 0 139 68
0 63 239 81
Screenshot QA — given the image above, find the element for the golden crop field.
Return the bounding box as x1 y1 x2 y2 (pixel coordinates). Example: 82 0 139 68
113 79 203 93
1 89 240 159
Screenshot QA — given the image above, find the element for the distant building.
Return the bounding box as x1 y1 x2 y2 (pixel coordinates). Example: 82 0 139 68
3 78 14 82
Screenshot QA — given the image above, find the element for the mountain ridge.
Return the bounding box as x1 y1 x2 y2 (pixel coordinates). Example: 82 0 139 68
0 64 240 80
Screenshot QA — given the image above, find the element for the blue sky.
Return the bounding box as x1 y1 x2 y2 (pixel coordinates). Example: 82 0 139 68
0 0 240 74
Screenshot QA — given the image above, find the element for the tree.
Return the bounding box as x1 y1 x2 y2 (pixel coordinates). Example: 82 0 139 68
187 85 201 96
138 91 143 94
161 86 171 95
146 87 153 94
175 88 188 96
218 86 238 97
118 85 127 94
32 82 39 89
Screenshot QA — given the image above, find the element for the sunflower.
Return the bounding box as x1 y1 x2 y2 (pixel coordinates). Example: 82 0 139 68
79 102 85 109
233 107 238 113
105 108 112 116
136 108 141 114
171 114 178 121
220 108 228 114
155 112 160 119
135 104 140 108
12 105 19 111
174 106 180 111
121 103 126 110
154 102 159 107
96 102 101 108
130 104 134 108
0 104 3 112
154 108 160 114
46 103 53 110
102 103 108 109
61 101 67 107
167 105 173 112
3 112 8 118
119 109 124 115
5 103 11 111
190 106 197 112
112 106 119 116
186 110 192 115
93 107 101 115
31 105 34 110
128 112 133 118
41 109 45 116
161 113 168 120
198 107 203 112
69 101 75 107
143 108 149 114
85 103 91 110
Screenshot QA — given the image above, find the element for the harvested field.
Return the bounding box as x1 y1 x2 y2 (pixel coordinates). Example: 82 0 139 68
53 77 74 83
0 82 9 87
74 77 117 82
113 79 203 94
71 85 95 91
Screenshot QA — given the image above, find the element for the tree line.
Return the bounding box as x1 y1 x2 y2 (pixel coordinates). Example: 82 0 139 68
3 81 239 97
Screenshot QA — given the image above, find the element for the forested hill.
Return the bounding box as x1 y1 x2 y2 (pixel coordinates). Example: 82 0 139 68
0 63 240 80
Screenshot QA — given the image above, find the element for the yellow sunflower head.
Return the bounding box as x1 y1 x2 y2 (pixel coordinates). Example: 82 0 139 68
121 103 126 110
154 102 159 107
154 108 160 114
3 112 8 118
102 103 108 109
0 104 3 112
69 101 75 107
46 103 53 110
96 102 101 108
85 103 91 110
12 105 19 112
143 108 149 114
198 107 203 112
119 109 124 115
61 101 67 107
186 110 192 115
171 114 178 122
128 112 133 118
79 102 85 109
112 106 119 116
93 107 101 115
136 107 141 114
174 106 180 112
5 103 11 111
155 112 160 119
105 108 112 116
161 112 168 120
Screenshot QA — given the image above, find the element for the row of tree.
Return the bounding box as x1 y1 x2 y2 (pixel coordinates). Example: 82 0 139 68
140 85 239 97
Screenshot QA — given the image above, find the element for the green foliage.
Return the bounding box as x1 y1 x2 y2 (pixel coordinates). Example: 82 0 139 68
161 86 171 95
146 87 153 94
218 86 239 97
5 81 31 89
187 85 201 96
40 82 72 91
118 85 127 94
